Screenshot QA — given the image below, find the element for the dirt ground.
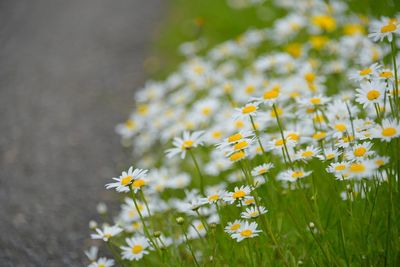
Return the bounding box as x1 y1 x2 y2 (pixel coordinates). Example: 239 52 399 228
0 0 164 265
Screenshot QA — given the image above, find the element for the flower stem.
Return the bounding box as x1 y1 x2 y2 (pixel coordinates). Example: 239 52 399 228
189 149 205 196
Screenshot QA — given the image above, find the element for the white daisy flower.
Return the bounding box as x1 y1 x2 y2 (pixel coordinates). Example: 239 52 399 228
224 185 253 203
105 167 148 193
371 119 400 141
326 162 349 180
200 190 228 205
278 169 312 182
121 236 151 261
234 102 260 119
345 141 374 161
295 146 320 161
240 206 268 219
373 156 390 168
230 221 262 242
88 257 114 267
355 80 386 108
165 131 204 159
224 220 245 234
251 163 274 177
346 160 376 179
349 63 380 81
91 225 123 242
368 17 400 42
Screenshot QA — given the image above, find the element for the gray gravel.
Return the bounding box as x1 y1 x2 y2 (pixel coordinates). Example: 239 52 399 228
0 0 165 266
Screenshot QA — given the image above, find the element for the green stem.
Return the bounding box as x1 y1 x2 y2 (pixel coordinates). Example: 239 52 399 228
189 149 205 196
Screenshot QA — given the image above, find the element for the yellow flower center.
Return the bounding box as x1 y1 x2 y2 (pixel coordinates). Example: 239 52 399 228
349 163 366 173
132 179 145 188
201 107 212 116
212 131 222 139
193 65 205 74
132 245 143 254
287 133 299 141
291 171 304 178
228 133 242 142
121 175 133 186
380 71 393 78
245 85 255 94
380 23 397 33
375 159 385 166
137 104 148 115
229 151 246 162
310 97 321 105
208 194 220 202
234 141 249 150
125 119 135 129
305 72 315 83
359 68 372 76
271 107 283 117
98 264 106 267
242 105 257 114
311 15 336 31
240 229 253 237
233 190 246 199
263 90 279 100
354 147 367 157
335 164 346 171
244 198 255 205
326 153 335 160
367 90 380 101
230 223 241 231
275 139 284 146
382 127 397 137
235 120 244 129
257 168 268 175
104 233 112 239
182 140 194 149
302 151 314 157
250 211 259 217
335 124 347 132
196 223 205 230
313 131 326 140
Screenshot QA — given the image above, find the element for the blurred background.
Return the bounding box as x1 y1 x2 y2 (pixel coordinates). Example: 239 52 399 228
1 0 399 266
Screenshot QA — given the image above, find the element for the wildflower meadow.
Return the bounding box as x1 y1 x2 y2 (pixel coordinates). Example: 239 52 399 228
85 0 400 266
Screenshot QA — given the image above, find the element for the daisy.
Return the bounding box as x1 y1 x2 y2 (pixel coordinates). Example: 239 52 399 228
251 163 274 177
371 119 400 141
224 220 244 234
200 190 228 205
216 130 254 150
88 258 114 267
252 85 280 105
345 141 373 161
373 156 390 168
346 160 376 179
230 221 262 242
278 169 312 182
266 138 296 151
317 147 340 161
228 150 247 163
234 102 260 119
165 131 204 159
368 17 400 42
105 167 148 193
121 236 151 261
91 225 123 242
224 185 253 203
349 63 380 81
295 146 320 161
241 206 268 219
237 196 256 206
378 68 394 80
355 80 386 108
326 162 349 179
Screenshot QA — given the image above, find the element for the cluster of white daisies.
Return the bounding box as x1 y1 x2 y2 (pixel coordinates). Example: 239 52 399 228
85 0 400 265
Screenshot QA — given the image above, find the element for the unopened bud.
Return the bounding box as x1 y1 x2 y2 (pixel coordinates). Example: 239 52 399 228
176 217 185 225
153 231 161 238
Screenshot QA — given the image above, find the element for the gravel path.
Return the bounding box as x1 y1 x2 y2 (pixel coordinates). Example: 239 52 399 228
0 1 164 266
